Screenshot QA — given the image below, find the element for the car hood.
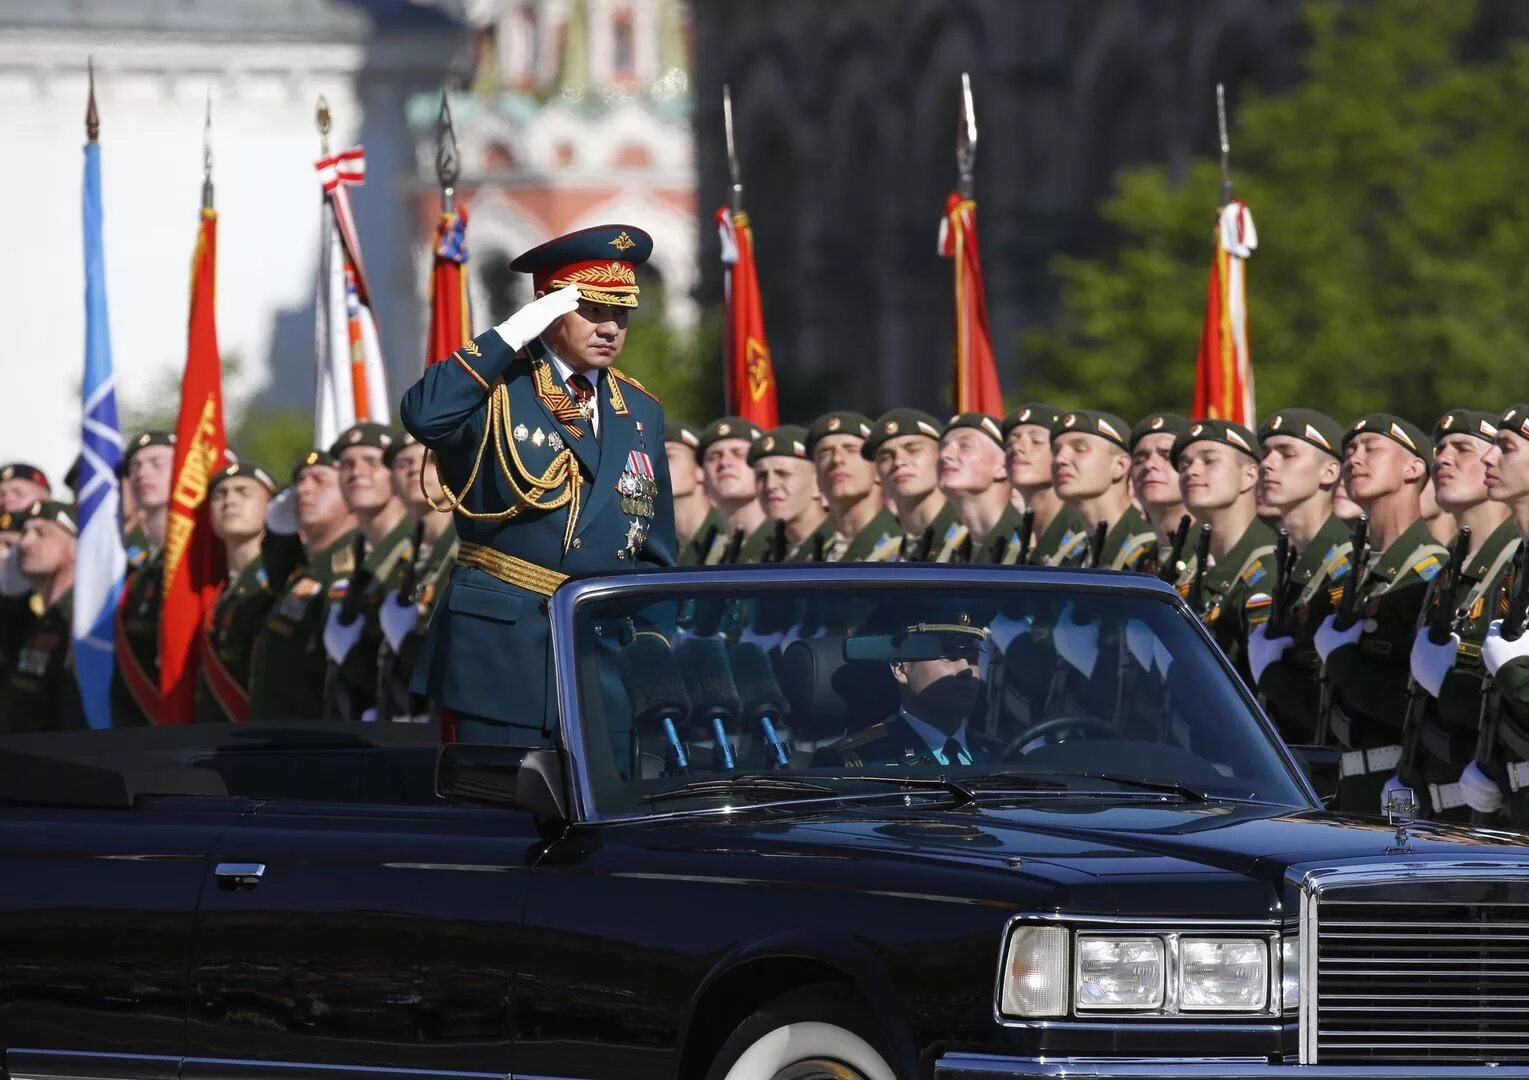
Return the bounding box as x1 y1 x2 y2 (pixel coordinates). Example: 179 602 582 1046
623 798 1529 918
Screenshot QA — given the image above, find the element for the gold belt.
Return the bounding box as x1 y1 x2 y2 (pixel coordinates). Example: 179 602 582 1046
457 542 568 598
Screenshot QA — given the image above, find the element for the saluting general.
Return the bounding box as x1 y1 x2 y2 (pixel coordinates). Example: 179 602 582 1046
400 224 676 744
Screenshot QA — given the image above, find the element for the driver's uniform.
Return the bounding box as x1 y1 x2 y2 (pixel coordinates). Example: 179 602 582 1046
814 711 1000 768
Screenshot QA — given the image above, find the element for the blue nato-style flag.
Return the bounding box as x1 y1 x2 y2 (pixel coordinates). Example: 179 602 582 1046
73 137 127 729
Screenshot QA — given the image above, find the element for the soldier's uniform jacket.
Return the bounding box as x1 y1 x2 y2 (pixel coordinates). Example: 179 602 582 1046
249 532 356 722
1185 518 1277 685
813 713 1001 768
122 527 151 572
112 547 163 727
400 330 676 731
0 589 83 733
820 507 904 563
1023 505 1090 567
680 509 721 565
1429 521 1521 740
933 504 1023 564
326 519 416 722
376 525 459 723
1325 518 1450 754
899 502 961 563
1488 557 1529 785
195 558 276 724
1055 506 1157 571
1252 513 1353 740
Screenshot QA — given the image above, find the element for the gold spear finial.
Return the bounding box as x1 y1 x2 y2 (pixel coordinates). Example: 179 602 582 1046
435 86 460 213
86 58 100 142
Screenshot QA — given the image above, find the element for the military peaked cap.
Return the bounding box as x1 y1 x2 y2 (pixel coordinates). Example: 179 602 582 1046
806 411 873 456
1052 410 1131 452
1344 413 1432 465
748 425 811 466
1172 418 1259 466
1258 409 1343 459
510 224 653 308
1002 403 1066 439
1433 408 1500 446
1128 413 1192 452
862 409 944 459
943 412 1005 449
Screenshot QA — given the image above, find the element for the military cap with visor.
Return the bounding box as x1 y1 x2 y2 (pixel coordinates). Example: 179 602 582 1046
1432 408 1500 446
664 420 702 457
1128 412 1192 453
698 416 763 455
1343 413 1433 466
1052 410 1131 452
0 463 49 493
1257 408 1343 459
1002 403 1065 439
747 425 810 466
509 224 653 309
805 411 873 456
845 602 990 662
25 500 77 536
292 448 339 482
861 408 944 459
1500 404 1529 440
329 421 396 459
118 430 175 476
1171 418 1259 466
943 412 1005 449
209 461 278 498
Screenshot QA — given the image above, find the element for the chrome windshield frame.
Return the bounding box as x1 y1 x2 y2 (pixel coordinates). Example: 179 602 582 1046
548 563 1318 824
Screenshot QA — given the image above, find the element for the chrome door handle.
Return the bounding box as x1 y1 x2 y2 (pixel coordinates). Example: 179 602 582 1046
214 862 266 888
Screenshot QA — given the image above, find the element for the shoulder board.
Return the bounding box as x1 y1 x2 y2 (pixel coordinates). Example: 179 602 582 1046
1241 562 1267 587
610 368 657 401
867 534 902 562
1117 533 1156 570
1412 554 1443 582
836 722 889 750
256 567 269 588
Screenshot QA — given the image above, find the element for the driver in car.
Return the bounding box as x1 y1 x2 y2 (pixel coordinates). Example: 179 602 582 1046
815 612 1000 768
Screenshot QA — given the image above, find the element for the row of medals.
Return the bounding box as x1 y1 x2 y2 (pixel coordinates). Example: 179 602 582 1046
619 470 657 519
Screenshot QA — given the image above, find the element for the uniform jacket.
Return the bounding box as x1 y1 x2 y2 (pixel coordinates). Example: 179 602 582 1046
249 532 356 722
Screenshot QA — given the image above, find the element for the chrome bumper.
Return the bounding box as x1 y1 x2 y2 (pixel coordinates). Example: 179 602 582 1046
934 1056 1529 1080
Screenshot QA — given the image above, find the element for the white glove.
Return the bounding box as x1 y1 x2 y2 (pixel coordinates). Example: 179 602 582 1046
1409 631 1459 697
1124 619 1156 672
1247 624 1294 685
378 590 417 652
988 613 1032 655
1379 773 1411 815
1458 760 1506 815
1482 619 1529 677
360 707 378 724
1052 603 1100 679
323 603 366 665
493 284 582 353
266 486 298 535
0 546 28 598
1314 613 1364 663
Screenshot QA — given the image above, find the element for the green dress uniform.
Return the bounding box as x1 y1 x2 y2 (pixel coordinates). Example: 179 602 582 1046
111 547 163 726
1251 513 1353 741
1021 504 1090 566
685 417 764 565
1188 518 1277 686
325 511 416 723
377 525 459 723
399 224 676 743
821 507 904 563
195 558 274 724
249 531 356 722
682 508 722 565
0 588 83 733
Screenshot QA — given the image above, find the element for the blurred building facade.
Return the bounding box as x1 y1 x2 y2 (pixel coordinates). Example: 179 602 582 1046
691 0 1307 417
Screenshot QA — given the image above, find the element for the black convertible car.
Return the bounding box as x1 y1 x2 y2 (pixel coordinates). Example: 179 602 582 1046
2 564 1529 1080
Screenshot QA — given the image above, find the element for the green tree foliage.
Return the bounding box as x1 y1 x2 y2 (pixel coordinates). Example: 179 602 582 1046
614 286 723 427
1022 0 1529 425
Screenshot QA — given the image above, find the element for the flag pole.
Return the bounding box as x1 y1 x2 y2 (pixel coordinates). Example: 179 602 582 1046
436 88 459 214
956 71 977 200
202 91 214 210
721 83 741 412
1216 82 1232 209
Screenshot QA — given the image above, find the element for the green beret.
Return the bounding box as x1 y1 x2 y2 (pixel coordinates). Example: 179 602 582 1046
329 422 397 458
383 430 421 467
943 412 1005 449
664 420 702 456
698 416 763 454
1052 410 1130 452
119 430 175 476
209 462 278 497
1432 408 1500 445
805 411 873 456
1128 412 1192 452
1500 404 1529 440
861 409 944 459
748 425 810 465
25 500 77 536
1258 408 1343 459
293 448 339 482
1171 419 1259 467
0 506 29 533
1001 403 1065 439
0 462 50 491
1343 413 1432 465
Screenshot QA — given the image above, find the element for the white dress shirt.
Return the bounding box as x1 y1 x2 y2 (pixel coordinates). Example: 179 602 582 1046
546 344 602 438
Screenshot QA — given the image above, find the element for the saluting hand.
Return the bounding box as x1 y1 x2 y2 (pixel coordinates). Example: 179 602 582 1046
493 284 583 353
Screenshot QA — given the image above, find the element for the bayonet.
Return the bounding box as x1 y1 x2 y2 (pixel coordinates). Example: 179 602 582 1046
201 90 214 210
435 87 461 213
723 84 743 214
1216 82 1232 207
956 71 977 199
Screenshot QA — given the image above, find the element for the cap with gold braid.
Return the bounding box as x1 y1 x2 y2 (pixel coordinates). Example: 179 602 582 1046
510 224 654 309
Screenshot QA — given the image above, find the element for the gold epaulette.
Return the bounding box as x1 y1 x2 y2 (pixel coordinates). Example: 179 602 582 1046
610 367 657 402
834 722 889 751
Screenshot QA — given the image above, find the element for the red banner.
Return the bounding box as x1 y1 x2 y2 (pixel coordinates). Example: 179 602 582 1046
939 192 1003 416
718 207 779 428
426 206 471 367
159 208 228 725
1192 200 1257 426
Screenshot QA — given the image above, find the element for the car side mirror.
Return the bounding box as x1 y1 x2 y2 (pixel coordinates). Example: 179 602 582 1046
1288 744 1340 806
436 744 569 821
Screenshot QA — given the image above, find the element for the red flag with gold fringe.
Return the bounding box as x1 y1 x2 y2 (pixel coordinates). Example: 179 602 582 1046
717 207 779 428
159 207 229 725
939 192 1003 415
1191 200 1257 425
426 205 471 366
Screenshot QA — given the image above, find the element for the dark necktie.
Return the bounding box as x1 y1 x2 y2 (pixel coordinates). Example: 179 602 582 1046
567 373 597 439
941 737 967 766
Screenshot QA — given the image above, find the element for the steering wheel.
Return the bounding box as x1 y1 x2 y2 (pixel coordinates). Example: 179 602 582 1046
1000 714 1118 762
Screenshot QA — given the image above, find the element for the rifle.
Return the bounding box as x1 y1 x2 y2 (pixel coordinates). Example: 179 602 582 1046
323 532 372 724
1264 528 1297 638
1014 507 1035 565
1187 523 1213 615
694 523 719 565
395 519 427 604
765 520 787 563
1473 542 1529 822
1314 514 1372 746
810 531 826 562
722 526 745 564
1158 514 1191 583
1399 526 1471 791
911 525 935 563
953 533 974 564
1087 521 1108 569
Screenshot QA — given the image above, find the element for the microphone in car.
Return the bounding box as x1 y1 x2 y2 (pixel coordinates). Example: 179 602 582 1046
615 634 693 773
677 637 742 770
728 642 791 768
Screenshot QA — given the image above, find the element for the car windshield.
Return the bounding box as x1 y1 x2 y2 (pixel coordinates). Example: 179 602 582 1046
564 572 1310 817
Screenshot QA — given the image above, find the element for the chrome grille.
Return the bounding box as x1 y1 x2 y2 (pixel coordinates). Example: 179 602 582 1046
1317 893 1529 1063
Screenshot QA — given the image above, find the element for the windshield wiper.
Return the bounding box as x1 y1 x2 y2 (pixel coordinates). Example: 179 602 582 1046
968 770 1208 802
641 775 839 806
834 774 978 806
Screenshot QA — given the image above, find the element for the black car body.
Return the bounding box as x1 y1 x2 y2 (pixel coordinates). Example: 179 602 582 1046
3 565 1529 1080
